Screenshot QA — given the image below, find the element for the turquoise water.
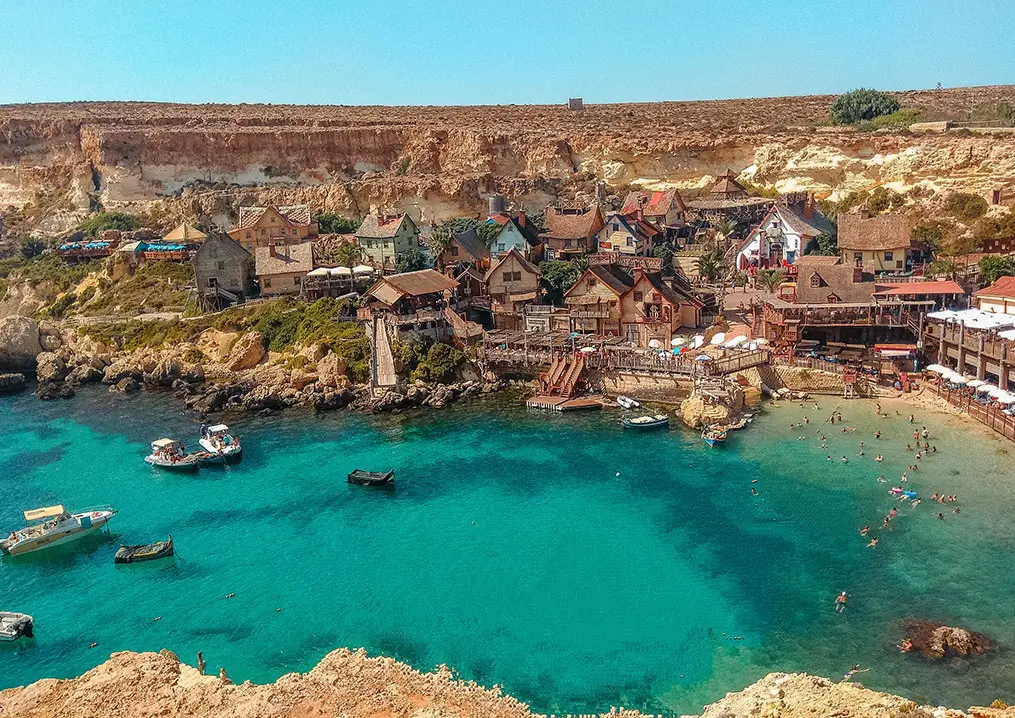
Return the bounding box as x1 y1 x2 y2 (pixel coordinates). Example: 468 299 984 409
2 387 1015 714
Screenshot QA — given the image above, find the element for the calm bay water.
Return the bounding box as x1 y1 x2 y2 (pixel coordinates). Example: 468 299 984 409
2 386 1015 714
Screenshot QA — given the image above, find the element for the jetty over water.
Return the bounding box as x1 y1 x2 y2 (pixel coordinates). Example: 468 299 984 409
480 330 770 377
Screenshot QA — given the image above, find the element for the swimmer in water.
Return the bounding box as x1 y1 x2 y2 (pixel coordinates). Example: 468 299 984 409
834 592 848 613
867 538 878 548
859 526 870 535
875 455 883 463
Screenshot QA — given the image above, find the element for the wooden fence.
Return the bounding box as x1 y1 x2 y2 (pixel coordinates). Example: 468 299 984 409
929 384 1015 442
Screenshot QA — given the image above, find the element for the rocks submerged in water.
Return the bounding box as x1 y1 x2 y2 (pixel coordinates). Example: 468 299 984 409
902 619 990 659
0 372 26 394
36 381 75 400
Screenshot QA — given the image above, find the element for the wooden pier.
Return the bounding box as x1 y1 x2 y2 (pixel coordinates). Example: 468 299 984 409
525 395 604 412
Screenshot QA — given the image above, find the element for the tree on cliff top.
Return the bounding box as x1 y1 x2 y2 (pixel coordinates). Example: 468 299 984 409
830 89 900 125
979 255 1015 285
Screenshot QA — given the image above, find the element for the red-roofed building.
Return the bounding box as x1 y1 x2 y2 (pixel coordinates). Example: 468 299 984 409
975 275 1015 314
621 189 687 229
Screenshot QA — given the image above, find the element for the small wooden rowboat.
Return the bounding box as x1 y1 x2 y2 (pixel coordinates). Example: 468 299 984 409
347 469 395 486
622 415 670 429
115 536 174 564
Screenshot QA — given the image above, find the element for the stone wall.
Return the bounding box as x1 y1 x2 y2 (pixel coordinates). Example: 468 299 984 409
589 369 695 403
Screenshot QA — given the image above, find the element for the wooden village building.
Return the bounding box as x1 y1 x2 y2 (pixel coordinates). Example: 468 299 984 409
437 227 490 271
485 248 541 330
192 234 255 308
254 241 315 297
837 210 929 274
685 170 773 228
734 195 834 270
621 189 687 236
355 211 422 269
595 212 661 257
540 204 605 260
229 205 316 251
487 214 542 259
563 262 702 347
359 268 460 342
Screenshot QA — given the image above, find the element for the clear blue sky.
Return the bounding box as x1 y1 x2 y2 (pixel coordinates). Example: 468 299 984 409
2 0 1013 105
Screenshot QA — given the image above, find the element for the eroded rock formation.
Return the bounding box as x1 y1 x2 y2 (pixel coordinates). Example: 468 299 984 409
3 87 1015 234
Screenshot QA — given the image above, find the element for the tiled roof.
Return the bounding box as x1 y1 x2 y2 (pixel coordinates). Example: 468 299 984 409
837 212 911 251
356 212 411 239
541 206 603 240
874 281 966 296
643 271 704 308
504 216 541 245
796 263 877 304
484 247 539 282
621 189 687 219
603 212 661 242
197 234 251 260
450 227 490 263
254 242 315 276
974 275 1015 299
709 170 748 197
795 255 842 267
378 268 458 297
776 202 836 238
237 204 312 230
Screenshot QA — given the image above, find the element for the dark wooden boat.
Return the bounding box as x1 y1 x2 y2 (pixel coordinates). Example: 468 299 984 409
114 535 174 564
347 469 395 486
622 415 670 429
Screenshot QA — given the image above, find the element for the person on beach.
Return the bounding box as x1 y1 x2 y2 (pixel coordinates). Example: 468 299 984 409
876 402 882 414
835 592 848 613
909 414 915 423
922 428 929 439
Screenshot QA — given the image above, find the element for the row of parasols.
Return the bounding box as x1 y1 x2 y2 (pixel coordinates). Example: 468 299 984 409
646 333 770 352
925 364 1015 405
306 265 377 278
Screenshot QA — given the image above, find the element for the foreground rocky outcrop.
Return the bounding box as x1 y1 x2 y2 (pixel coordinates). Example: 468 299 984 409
904 620 992 660
2 649 1010 718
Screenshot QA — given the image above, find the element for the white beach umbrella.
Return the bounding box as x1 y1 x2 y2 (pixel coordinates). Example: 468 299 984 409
724 335 748 348
579 346 596 353
975 384 996 394
671 337 688 346
967 379 986 388
692 335 705 348
754 338 768 345
748 342 759 350
996 393 1015 404
925 364 945 373
988 386 1008 399
949 375 968 385
710 332 727 345
648 339 662 349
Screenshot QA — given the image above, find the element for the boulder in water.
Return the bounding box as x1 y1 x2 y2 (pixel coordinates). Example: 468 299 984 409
903 620 990 659
0 372 27 394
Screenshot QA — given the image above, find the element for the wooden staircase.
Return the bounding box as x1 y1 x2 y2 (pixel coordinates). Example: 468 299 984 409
539 354 586 397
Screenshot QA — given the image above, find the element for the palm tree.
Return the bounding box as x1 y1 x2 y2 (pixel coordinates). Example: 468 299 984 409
756 268 786 293
712 218 737 243
928 258 959 281
695 250 726 283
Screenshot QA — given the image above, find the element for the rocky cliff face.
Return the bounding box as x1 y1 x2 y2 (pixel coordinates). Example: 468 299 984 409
3 86 1015 234
1 648 1010 718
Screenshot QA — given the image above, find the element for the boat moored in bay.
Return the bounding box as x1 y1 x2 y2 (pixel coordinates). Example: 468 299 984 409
622 415 670 429
115 535 174 564
1 505 116 556
0 612 34 641
199 424 241 460
348 469 395 486
145 439 202 471
702 426 729 447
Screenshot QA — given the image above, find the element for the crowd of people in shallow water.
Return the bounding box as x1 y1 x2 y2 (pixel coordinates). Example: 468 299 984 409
778 397 965 664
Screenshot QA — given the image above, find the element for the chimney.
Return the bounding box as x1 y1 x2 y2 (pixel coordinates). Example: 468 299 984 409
804 193 815 219
269 243 278 258
853 266 864 283
518 213 526 227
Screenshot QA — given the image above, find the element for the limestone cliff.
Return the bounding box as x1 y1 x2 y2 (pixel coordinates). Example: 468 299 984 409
2 649 1012 718
3 86 1015 235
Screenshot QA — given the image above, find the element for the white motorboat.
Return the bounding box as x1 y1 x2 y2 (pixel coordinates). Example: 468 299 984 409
0 612 34 641
199 424 242 459
145 438 202 470
1 505 116 556
617 395 640 409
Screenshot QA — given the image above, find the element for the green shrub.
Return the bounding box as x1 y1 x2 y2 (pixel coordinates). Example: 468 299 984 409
991 699 1009 709
970 102 1015 126
974 212 1015 245
182 347 206 364
910 220 947 248
867 186 906 214
870 108 923 127
12 254 95 290
944 192 989 221
77 211 141 236
40 292 78 319
831 89 901 125
76 285 97 304
395 248 428 273
409 343 464 384
316 212 360 235
19 237 46 259
979 255 1015 284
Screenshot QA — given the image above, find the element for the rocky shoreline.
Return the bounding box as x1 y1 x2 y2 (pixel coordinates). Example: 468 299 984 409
1 648 1013 718
0 315 514 416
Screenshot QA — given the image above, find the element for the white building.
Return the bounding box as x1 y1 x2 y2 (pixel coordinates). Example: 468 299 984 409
734 197 834 270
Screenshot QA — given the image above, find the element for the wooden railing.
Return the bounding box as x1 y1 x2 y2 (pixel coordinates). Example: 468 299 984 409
929 384 1015 442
